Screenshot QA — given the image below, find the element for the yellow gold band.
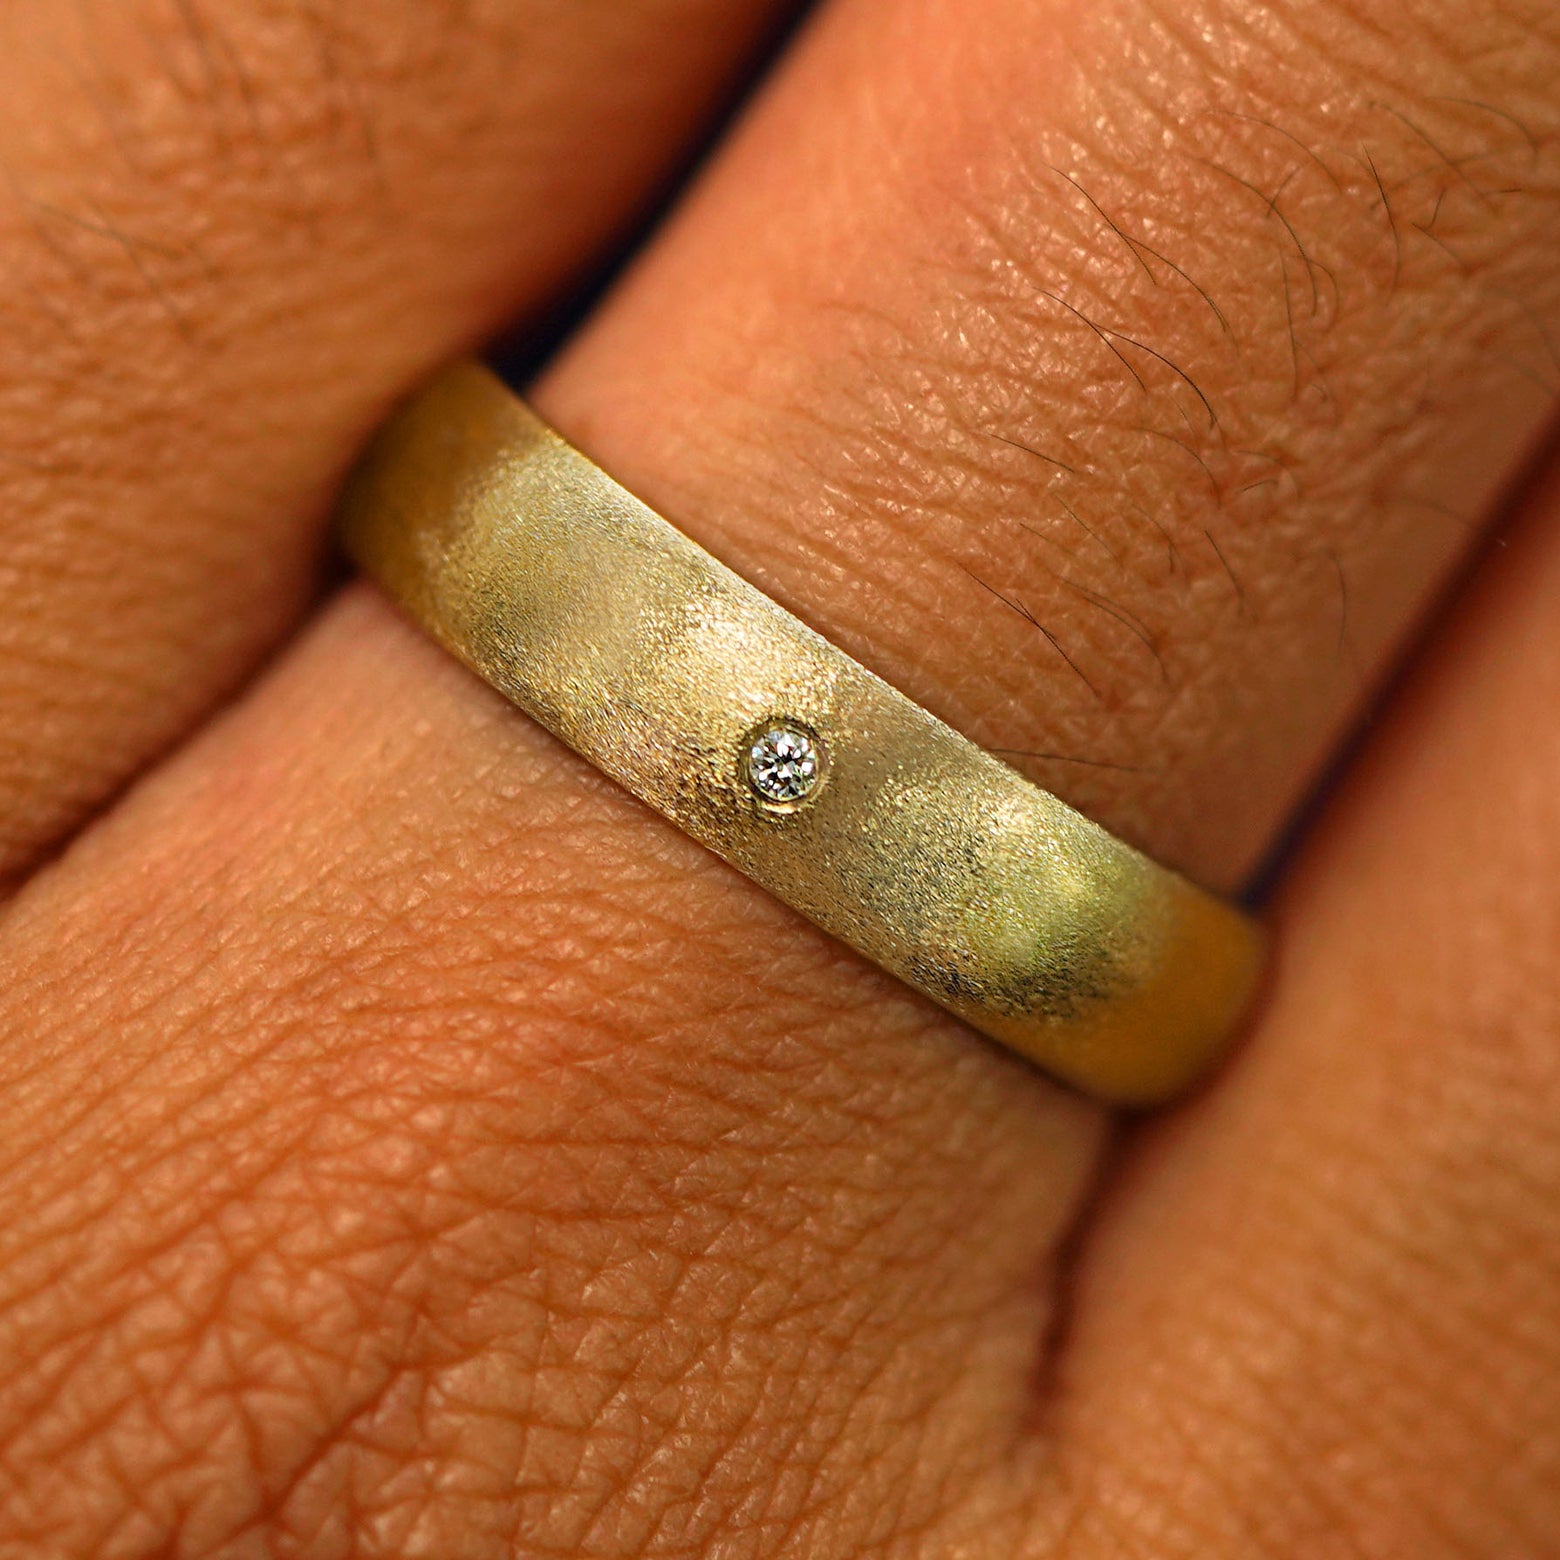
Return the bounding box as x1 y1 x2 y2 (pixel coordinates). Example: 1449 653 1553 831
339 362 1263 1105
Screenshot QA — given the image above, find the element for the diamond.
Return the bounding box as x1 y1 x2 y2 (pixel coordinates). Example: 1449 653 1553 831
745 722 823 806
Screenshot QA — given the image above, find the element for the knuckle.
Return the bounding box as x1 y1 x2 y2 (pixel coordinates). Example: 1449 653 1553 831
0 687 1092 1555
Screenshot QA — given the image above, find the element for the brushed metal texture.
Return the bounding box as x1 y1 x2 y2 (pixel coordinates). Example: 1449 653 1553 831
340 362 1264 1104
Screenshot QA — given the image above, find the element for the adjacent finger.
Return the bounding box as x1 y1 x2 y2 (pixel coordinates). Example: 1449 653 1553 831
1047 445 1560 1558
0 0 791 881
1 0 1558 1551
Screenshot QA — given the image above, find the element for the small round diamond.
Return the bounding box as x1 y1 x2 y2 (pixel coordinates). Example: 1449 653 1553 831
745 723 823 806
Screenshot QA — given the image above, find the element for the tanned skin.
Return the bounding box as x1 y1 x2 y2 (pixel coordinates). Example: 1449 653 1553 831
0 0 1557 1554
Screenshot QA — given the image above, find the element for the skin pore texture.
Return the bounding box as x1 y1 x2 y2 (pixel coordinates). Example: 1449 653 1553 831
0 0 793 884
0 0 1557 1556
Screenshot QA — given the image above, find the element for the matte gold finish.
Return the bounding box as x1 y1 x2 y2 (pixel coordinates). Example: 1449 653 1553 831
340 363 1264 1105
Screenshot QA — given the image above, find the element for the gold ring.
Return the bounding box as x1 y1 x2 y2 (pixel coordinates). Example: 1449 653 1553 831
339 362 1264 1105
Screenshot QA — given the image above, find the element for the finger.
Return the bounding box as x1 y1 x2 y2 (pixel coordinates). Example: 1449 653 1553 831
0 605 1105 1553
1 0 1558 1553
1047 447 1560 1557
540 0 1560 888
0 0 791 882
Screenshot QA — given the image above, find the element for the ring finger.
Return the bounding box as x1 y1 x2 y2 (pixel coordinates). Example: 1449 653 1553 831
1 0 1556 1551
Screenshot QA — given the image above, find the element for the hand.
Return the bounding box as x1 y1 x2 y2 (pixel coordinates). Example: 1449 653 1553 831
1 1 1557 1553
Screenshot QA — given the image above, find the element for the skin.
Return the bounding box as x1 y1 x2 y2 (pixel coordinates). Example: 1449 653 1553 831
0 0 1557 1554
0 0 793 881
